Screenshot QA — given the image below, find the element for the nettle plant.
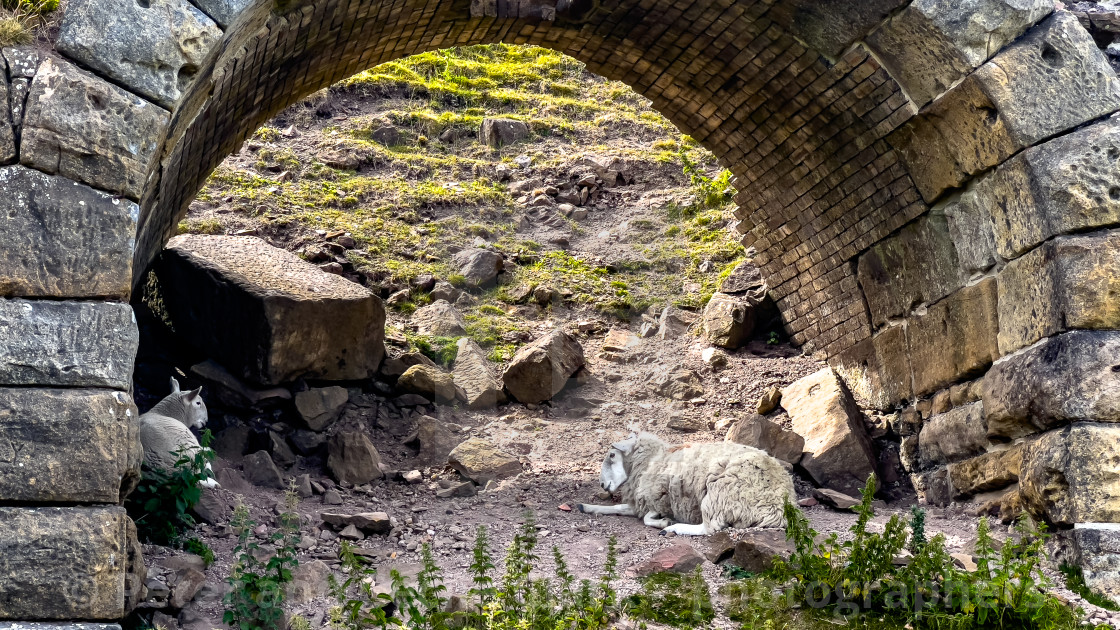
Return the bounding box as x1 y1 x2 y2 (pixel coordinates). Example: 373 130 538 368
224 488 302 630
126 429 216 546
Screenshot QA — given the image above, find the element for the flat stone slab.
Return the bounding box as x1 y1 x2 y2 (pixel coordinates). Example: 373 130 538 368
21 57 169 200
0 506 142 619
0 299 137 390
156 235 385 385
0 388 140 503
0 166 138 299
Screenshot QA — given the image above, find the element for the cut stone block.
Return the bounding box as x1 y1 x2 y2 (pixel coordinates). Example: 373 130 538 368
945 188 1000 275
21 57 169 201
919 402 989 468
0 388 140 503
831 324 913 409
0 299 137 390
1069 524 1120 606
997 230 1120 354
1020 423 1120 526
0 506 143 619
0 166 138 299
769 0 910 57
156 235 385 386
947 444 1021 498
985 331 1120 440
906 278 999 397
56 0 221 109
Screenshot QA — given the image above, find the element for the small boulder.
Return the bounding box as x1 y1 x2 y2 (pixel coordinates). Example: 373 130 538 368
813 488 861 510
448 438 522 484
242 451 284 489
327 431 383 485
168 567 206 610
436 480 478 498
289 429 326 455
412 300 467 336
285 559 331 605
452 338 507 409
719 260 768 296
430 281 462 303
294 386 349 431
648 368 704 400
370 125 401 146
657 306 695 339
726 415 804 465
502 329 585 404
700 347 729 370
397 364 459 404
452 248 504 288
404 416 467 465
667 415 707 432
322 512 391 535
756 387 781 415
630 544 704 577
728 531 794 574
191 488 231 525
480 118 529 148
702 293 756 349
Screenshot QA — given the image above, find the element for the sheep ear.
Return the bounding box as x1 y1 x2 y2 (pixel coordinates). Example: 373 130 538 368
169 377 180 394
185 387 202 401
612 435 637 455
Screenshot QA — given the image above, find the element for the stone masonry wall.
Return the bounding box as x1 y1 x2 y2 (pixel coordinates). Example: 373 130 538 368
3 0 1120 623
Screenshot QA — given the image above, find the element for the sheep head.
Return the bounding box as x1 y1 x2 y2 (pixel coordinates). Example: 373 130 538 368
598 433 637 492
169 376 208 429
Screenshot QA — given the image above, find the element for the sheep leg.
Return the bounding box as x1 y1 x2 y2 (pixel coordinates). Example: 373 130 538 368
642 512 672 528
576 503 635 516
661 522 709 536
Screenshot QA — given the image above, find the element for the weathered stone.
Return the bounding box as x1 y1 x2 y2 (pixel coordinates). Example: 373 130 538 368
727 531 794 574
981 118 1120 260
0 506 141 619
657 306 695 339
629 543 704 577
907 279 1000 397
919 402 989 467
436 480 478 498
448 438 521 484
289 430 326 455
189 359 291 409
56 0 221 109
327 432 383 485
1069 524 1120 605
429 280 462 303
404 416 466 465
21 57 169 201
769 0 909 57
502 329 584 404
190 0 252 27
0 388 140 503
3 46 40 78
168 567 205 610
945 189 1000 275
757 386 782 415
294 386 349 431
647 368 704 401
702 293 756 349
451 248 503 288
0 299 137 389
320 512 390 534
719 260 767 296
866 0 1052 106
781 368 877 495
667 415 707 432
285 559 330 605
1020 423 1120 526
832 324 914 409
0 78 15 164
156 235 384 386
947 445 1021 498
452 338 506 409
813 488 861 510
413 300 467 336
997 230 1120 354
242 451 284 489
915 468 953 506
397 364 458 404
480 118 529 147
726 414 804 465
985 331 1120 440
191 488 230 525
857 211 968 326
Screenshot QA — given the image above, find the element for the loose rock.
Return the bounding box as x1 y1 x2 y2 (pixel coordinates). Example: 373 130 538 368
327 432 383 485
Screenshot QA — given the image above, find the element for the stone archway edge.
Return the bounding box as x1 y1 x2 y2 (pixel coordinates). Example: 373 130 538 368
2 0 1120 621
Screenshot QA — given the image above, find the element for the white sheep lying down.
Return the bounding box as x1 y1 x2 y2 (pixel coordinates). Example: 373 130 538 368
578 431 794 535
139 377 218 488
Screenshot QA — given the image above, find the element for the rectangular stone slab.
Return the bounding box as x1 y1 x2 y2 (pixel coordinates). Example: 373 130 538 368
906 278 1000 396
0 388 140 503
0 507 140 619
0 299 137 390
0 166 138 299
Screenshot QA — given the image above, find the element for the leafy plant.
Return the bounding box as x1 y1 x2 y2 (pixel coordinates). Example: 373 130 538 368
184 537 216 568
625 566 715 628
680 148 733 209
223 489 301 630
125 430 216 545
1060 562 1120 612
327 541 391 629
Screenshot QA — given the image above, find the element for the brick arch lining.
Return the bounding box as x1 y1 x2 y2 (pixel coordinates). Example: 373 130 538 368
5 0 1120 622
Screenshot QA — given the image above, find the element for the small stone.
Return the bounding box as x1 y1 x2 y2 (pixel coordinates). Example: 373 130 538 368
756 386 782 415
813 488 861 510
402 470 422 484
327 432 383 485
436 481 477 498
700 347 729 370
667 415 707 432
630 543 704 577
242 451 284 489
339 524 364 540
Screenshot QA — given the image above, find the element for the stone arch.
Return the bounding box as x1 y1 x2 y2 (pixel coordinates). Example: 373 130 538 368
4 0 1120 621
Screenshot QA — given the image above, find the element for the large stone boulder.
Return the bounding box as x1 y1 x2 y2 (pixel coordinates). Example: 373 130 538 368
0 388 140 503
327 432 383 485
0 299 138 390
448 438 521 484
918 402 989 467
56 0 221 109
294 386 349 431
397 364 459 404
984 331 1120 440
1020 423 1120 526
502 329 585 404
0 166 139 299
480 118 529 147
0 506 143 619
726 415 804 465
702 293 756 349
781 368 877 495
647 368 704 401
453 338 507 409
22 57 169 200
451 248 504 288
413 300 467 336
156 235 385 386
